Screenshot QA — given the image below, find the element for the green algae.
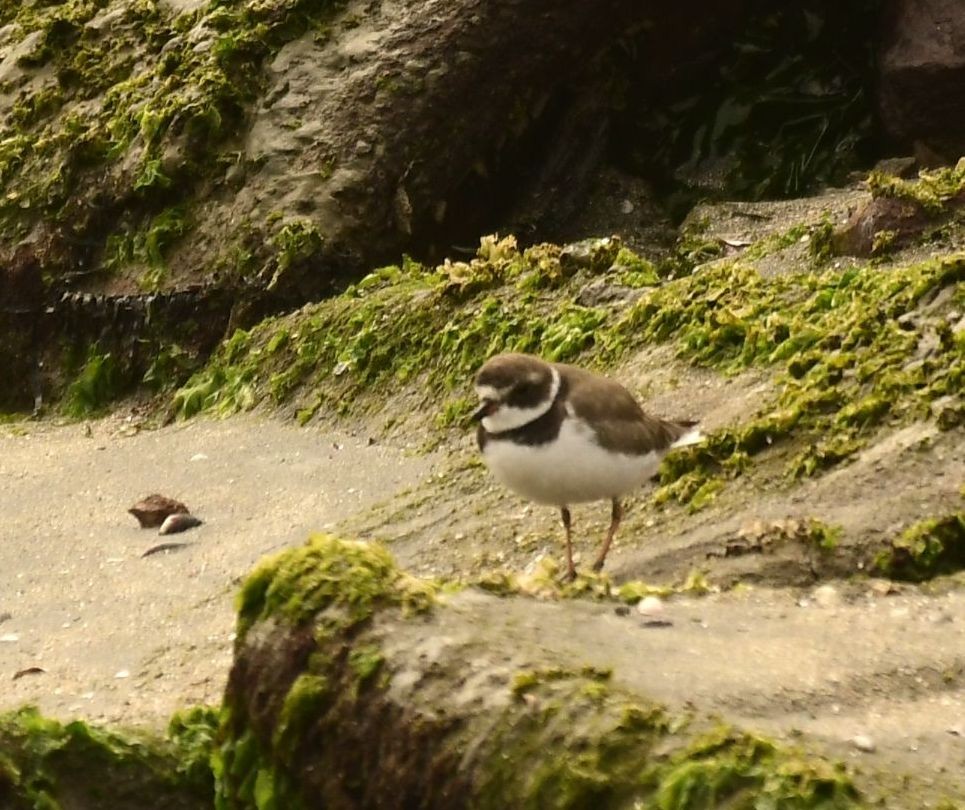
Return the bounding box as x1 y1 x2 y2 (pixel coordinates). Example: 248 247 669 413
63 347 121 417
172 235 615 422
175 233 962 510
610 246 660 287
272 674 331 761
511 665 612 698
347 644 385 685
627 253 965 502
236 532 435 639
213 723 305 810
652 725 859 809
0 704 215 809
0 0 343 271
875 512 965 582
476 666 860 809
868 158 965 214
741 223 810 262
268 218 326 289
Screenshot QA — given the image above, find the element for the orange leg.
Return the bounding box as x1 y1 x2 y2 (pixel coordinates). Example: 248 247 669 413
560 506 576 582
591 498 623 572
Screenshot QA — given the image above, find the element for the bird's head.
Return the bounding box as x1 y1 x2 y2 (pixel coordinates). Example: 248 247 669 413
472 353 560 433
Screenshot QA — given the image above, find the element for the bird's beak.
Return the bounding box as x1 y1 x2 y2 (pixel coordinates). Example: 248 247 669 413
472 399 497 422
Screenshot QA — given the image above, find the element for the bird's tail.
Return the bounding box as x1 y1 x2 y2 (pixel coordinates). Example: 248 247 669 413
669 420 703 448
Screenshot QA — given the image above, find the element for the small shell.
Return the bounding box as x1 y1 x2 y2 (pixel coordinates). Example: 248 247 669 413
158 513 203 535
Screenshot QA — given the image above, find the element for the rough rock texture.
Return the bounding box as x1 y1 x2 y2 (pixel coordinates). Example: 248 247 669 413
0 0 760 409
216 535 963 808
220 536 870 809
831 195 935 256
0 706 214 810
879 0 965 159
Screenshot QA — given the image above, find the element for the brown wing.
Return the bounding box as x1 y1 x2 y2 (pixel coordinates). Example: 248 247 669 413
556 364 693 456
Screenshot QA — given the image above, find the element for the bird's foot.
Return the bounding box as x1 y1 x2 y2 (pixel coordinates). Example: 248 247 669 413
591 558 606 573
558 566 577 585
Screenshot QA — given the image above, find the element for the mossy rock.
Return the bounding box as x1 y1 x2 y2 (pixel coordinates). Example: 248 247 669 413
0 705 216 810
173 234 963 513
876 512 965 581
217 535 867 809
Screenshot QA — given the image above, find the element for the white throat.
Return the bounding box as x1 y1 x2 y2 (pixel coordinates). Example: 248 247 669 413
481 367 560 433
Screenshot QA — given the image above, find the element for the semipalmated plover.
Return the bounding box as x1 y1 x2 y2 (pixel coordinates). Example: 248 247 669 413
473 352 701 580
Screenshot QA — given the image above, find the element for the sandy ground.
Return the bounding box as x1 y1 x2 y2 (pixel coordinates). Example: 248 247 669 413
0 414 433 725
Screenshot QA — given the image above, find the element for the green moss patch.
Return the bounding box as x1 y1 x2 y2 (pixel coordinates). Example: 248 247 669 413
0 704 216 810
868 159 965 215
236 532 435 639
621 254 964 504
0 0 342 273
176 229 963 509
475 666 860 808
172 236 618 423
63 347 122 417
875 512 965 582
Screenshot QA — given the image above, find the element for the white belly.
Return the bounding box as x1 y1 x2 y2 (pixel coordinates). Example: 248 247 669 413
481 418 661 506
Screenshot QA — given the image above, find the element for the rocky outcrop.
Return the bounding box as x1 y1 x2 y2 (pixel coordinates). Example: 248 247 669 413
0 281 242 409
878 0 965 160
218 534 956 809
0 706 214 810
829 159 965 256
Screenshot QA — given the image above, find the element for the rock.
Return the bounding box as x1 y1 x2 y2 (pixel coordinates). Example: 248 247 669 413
220 536 864 807
878 0 965 159
830 196 933 257
812 584 841 608
158 513 203 535
559 236 622 274
868 579 902 597
128 494 190 528
575 278 645 308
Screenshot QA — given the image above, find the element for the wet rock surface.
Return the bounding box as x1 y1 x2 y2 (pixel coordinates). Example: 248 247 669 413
879 0 965 159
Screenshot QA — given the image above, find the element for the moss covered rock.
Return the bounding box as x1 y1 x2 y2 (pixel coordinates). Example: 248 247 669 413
0 705 216 809
217 534 866 809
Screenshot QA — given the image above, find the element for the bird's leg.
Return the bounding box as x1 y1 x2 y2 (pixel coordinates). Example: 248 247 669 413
592 498 623 572
560 506 576 582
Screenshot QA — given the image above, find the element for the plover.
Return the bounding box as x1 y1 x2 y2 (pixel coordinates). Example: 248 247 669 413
473 352 701 580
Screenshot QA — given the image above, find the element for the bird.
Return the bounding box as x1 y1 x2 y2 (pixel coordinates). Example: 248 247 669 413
472 352 701 581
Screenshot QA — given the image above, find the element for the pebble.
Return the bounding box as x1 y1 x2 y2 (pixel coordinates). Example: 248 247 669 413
636 596 665 617
851 734 876 753
812 584 841 608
